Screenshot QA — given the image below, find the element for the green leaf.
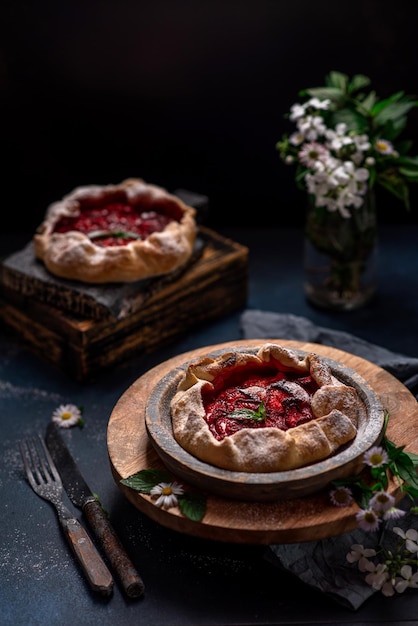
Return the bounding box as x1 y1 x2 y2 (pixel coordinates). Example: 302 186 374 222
396 155 418 167
374 100 418 126
370 91 407 115
347 74 371 94
359 90 377 113
372 117 407 142
399 167 418 180
384 436 404 459
403 484 418 500
120 469 171 493
303 86 345 103
178 492 206 521
391 453 418 488
377 175 410 207
89 229 141 241
327 70 349 91
407 451 418 467
228 403 266 422
331 108 369 133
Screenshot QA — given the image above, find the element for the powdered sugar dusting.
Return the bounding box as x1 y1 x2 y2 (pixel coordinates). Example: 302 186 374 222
0 524 72 583
0 379 62 401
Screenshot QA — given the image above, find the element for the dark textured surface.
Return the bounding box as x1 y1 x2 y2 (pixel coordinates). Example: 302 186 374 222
2 2 418 234
1 224 418 625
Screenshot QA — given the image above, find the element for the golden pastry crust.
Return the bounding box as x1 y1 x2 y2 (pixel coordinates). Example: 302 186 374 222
33 178 197 283
170 343 362 472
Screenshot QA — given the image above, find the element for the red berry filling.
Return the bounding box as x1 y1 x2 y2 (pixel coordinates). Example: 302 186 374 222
53 201 177 247
202 364 319 441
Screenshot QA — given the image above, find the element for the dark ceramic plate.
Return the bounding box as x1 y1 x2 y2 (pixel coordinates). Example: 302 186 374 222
145 346 385 501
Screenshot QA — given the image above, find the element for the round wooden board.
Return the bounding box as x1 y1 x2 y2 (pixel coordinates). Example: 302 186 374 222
107 340 418 544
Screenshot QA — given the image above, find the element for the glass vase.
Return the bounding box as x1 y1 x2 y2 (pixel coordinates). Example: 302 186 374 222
303 191 378 311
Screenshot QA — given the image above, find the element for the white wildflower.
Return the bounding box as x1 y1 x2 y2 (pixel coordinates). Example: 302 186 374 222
346 543 376 571
364 446 389 468
51 404 83 428
356 508 381 532
150 481 184 509
394 565 418 593
393 527 418 554
365 562 393 594
374 138 395 155
329 486 354 507
383 506 406 521
297 114 327 141
307 97 331 110
369 490 395 513
298 142 329 168
289 103 306 121
289 131 305 146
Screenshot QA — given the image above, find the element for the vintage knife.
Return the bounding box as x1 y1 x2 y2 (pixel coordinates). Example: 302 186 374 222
45 422 145 598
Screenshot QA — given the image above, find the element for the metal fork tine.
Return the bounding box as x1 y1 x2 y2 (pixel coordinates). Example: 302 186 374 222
20 437 48 488
30 437 47 485
19 439 30 481
32 437 48 483
19 439 37 490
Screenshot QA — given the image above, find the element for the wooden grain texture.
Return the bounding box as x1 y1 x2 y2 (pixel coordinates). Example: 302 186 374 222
0 227 248 380
107 339 418 544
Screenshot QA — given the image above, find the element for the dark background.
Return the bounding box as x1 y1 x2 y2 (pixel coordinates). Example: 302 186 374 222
1 0 418 234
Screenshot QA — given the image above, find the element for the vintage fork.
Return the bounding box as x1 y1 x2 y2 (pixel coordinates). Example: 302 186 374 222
19 435 114 596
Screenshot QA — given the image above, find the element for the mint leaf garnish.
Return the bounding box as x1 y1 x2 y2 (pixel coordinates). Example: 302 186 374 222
121 469 171 493
89 229 141 240
178 492 206 521
228 402 266 422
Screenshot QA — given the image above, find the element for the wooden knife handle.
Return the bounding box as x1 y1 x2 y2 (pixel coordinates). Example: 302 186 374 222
62 517 114 596
83 498 145 598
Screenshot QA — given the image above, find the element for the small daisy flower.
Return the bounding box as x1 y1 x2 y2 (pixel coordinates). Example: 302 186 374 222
356 508 381 532
298 142 329 168
346 543 376 571
369 490 394 512
330 485 354 507
383 506 406 521
52 404 83 428
364 446 389 468
374 138 395 155
150 481 184 509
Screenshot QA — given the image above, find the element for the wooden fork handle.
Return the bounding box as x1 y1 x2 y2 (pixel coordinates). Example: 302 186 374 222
62 517 114 596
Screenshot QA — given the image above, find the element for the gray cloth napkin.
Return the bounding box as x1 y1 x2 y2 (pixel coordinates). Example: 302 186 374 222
240 310 418 610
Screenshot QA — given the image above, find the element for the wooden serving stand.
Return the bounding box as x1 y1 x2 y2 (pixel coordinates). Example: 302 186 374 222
0 227 248 381
107 340 418 545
